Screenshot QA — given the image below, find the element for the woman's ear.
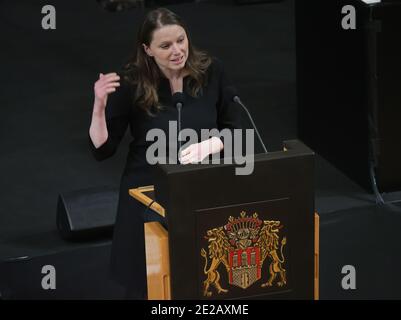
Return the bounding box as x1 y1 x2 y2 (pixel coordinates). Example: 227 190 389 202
142 44 152 57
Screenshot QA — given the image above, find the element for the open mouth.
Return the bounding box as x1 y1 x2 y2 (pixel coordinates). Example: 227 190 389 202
171 55 184 63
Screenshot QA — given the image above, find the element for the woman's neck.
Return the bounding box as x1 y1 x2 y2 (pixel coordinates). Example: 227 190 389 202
159 66 187 80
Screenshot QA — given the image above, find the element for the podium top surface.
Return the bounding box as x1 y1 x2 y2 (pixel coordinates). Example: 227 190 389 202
156 140 314 176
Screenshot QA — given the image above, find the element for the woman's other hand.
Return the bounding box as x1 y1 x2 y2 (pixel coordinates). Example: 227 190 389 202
93 72 120 110
90 72 120 148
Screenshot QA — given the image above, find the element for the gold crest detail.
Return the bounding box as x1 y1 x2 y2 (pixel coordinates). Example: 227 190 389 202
200 211 287 297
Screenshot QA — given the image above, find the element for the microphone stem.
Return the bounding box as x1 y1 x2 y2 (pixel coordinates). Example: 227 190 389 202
236 98 268 154
177 104 182 153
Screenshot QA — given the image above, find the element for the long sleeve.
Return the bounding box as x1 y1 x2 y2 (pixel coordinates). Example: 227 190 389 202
89 78 133 161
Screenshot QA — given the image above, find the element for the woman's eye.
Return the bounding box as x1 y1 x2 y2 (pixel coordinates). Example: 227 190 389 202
161 45 170 49
178 38 184 43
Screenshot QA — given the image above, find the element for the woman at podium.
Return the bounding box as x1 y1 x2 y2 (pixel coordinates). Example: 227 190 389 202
88 7 241 299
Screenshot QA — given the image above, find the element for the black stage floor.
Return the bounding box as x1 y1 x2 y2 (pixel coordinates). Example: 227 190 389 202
1 0 401 299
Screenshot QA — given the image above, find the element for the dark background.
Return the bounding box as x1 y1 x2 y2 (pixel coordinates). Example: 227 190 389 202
1 0 401 299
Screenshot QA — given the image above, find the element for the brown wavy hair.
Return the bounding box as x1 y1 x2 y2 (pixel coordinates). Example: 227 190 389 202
123 8 212 115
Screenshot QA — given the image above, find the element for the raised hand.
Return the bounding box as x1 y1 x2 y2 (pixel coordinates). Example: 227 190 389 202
93 72 120 110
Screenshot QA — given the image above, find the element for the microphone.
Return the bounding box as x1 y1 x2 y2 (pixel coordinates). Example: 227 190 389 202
224 86 268 154
172 92 185 156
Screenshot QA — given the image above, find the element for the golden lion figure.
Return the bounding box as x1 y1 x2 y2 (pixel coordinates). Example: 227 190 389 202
200 227 231 297
258 221 287 287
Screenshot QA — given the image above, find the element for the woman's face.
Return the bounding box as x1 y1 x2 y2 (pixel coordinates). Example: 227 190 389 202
144 24 189 75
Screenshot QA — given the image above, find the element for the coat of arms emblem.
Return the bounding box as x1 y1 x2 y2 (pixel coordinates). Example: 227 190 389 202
200 211 287 297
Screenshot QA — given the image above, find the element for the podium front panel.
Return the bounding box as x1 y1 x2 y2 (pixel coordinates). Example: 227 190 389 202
155 141 315 299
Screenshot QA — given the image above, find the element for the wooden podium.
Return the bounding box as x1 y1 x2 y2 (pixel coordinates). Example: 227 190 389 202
130 140 320 300
129 186 171 300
